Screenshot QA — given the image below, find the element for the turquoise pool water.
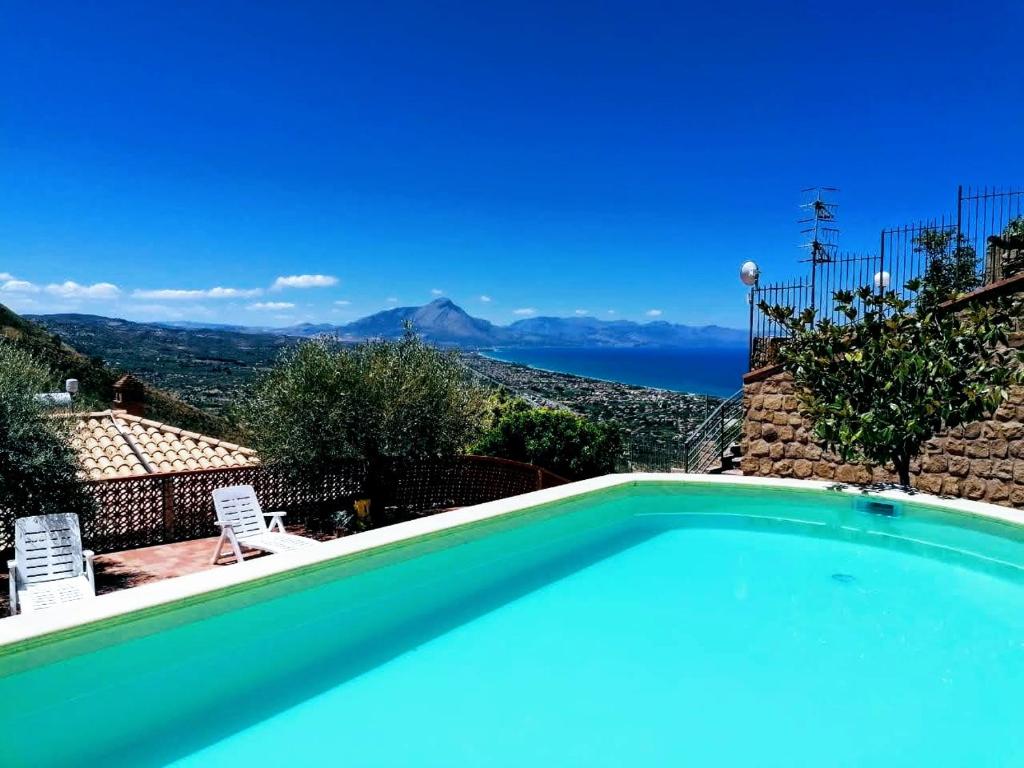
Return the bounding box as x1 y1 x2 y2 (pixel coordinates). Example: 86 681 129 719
4 483 1024 766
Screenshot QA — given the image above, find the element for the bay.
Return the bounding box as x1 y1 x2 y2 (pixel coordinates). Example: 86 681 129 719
484 347 747 398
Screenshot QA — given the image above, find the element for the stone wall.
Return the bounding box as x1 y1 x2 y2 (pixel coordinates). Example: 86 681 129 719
741 371 1024 508
740 273 1024 509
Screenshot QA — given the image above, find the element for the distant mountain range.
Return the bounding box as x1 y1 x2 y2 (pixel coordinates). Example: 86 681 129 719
157 298 746 349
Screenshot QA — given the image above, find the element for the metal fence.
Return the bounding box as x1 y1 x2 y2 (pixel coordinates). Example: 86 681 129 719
749 185 1024 369
0 456 568 555
625 389 743 473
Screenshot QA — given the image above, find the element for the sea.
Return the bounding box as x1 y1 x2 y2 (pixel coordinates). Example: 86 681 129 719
483 347 747 398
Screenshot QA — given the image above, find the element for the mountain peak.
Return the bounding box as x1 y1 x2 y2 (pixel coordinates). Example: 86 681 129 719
426 297 457 309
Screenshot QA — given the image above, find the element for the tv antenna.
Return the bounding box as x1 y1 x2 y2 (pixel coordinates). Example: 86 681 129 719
799 186 839 309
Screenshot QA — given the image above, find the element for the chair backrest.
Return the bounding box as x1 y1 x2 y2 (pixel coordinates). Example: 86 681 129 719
212 485 267 540
14 513 85 586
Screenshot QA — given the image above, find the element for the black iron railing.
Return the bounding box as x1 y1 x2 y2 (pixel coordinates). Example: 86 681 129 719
625 389 743 473
749 185 1024 369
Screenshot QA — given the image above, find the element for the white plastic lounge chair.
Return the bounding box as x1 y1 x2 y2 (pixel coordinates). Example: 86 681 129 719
8 513 95 615
211 485 318 564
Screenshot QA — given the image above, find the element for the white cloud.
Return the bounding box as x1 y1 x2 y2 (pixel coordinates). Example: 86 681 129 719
431 288 444 296
574 309 588 316
1 279 40 293
479 295 492 303
132 286 261 300
249 301 295 311
0 272 14 281
386 297 399 304
513 307 536 316
46 281 121 299
607 309 617 315
334 299 351 306
645 309 663 317
272 274 338 290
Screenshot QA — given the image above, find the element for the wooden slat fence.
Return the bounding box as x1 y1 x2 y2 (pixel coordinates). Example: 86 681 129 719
1 456 567 555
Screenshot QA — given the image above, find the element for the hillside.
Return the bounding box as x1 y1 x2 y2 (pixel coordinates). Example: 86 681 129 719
2 304 238 439
29 313 297 419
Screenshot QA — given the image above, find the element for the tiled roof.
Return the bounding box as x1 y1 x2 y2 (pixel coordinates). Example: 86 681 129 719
71 411 258 480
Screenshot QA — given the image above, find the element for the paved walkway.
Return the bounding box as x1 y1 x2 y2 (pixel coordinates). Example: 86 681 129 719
1 526 340 618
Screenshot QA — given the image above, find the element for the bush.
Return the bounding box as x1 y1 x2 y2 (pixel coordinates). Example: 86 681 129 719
474 407 622 481
0 342 93 520
760 282 1021 486
238 330 489 519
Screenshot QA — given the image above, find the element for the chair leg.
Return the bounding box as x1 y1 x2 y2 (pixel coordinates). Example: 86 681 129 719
211 530 228 565
212 527 246 565
229 531 245 564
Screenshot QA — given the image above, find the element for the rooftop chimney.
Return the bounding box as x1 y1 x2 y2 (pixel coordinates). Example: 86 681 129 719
112 374 146 417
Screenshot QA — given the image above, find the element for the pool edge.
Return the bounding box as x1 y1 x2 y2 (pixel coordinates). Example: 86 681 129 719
3 473 1023 653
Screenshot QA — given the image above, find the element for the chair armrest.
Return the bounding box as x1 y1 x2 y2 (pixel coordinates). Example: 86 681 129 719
7 560 17 615
82 550 96 592
266 512 286 533
215 521 235 529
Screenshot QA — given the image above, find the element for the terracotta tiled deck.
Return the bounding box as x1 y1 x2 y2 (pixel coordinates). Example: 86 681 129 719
0 526 340 618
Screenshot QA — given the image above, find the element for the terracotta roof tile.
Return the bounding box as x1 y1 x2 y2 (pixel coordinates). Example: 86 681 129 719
70 411 258 480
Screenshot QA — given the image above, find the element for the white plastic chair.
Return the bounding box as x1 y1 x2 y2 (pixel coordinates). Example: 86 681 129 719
8 513 96 615
211 485 318 564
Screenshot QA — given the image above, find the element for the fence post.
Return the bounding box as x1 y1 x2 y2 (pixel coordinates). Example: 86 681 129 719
161 476 175 541
956 184 963 249
747 281 756 369
878 228 886 295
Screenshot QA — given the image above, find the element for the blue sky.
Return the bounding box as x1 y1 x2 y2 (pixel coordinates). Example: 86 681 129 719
1 1 1021 329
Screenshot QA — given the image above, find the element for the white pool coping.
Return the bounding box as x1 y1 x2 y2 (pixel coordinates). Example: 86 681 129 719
3 473 1024 651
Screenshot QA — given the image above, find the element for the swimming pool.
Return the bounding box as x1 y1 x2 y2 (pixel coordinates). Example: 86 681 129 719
3 475 1024 766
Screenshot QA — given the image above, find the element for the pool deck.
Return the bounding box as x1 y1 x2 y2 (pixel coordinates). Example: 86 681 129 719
0 526 338 618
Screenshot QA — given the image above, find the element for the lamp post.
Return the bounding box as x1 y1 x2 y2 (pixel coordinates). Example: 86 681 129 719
873 270 890 292
740 261 760 368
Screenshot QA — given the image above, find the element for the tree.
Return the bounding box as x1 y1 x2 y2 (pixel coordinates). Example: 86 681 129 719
760 282 1021 486
239 330 488 519
914 227 978 311
474 406 622 481
0 342 94 522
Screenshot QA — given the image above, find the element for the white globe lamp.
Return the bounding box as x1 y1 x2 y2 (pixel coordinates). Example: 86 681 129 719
740 260 760 287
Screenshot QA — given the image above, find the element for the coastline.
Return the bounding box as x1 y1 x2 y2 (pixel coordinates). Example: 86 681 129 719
463 352 724 442
480 346 744 398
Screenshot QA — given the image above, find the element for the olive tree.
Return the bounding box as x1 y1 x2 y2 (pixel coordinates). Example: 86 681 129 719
761 282 1021 486
239 330 488 520
0 342 93 522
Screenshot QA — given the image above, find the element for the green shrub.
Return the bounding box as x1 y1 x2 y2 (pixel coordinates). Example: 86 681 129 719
760 282 1021 486
238 330 488 520
474 407 622 481
0 342 93 520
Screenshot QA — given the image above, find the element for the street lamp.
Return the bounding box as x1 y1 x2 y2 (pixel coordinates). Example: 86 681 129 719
740 260 760 287
873 270 890 291
740 261 760 368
